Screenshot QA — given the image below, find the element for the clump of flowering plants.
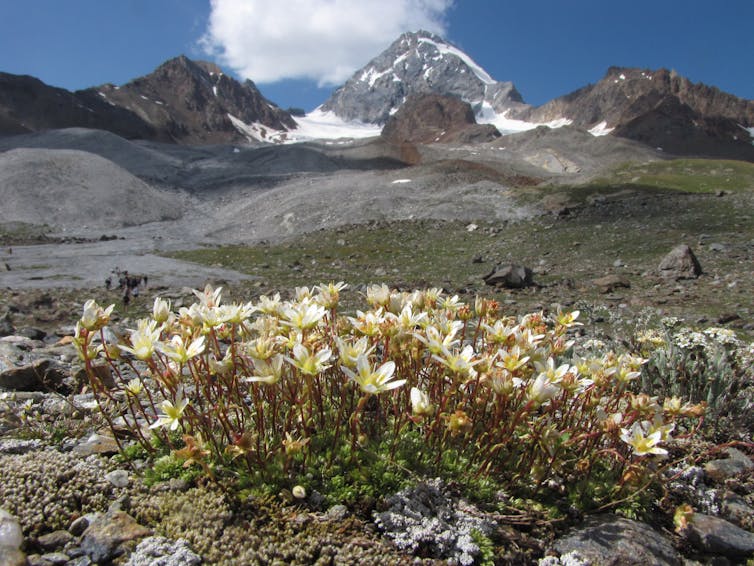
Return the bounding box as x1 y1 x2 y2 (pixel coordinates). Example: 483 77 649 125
75 285 704 507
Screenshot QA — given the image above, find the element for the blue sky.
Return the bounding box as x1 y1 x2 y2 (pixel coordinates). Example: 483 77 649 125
1 0 752 112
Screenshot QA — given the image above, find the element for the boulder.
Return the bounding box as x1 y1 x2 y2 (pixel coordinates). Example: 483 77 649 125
0 359 69 392
550 514 682 565
483 264 534 288
658 244 702 280
685 513 754 559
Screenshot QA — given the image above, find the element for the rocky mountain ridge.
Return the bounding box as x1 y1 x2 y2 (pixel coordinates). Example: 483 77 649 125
1 33 753 159
0 56 296 144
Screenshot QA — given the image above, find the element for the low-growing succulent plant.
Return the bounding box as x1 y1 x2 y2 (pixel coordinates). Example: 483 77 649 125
75 283 705 509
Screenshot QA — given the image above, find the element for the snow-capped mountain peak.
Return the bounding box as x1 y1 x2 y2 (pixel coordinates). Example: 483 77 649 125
319 30 527 125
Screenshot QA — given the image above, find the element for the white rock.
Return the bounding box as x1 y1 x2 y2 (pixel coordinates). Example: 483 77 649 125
0 509 23 549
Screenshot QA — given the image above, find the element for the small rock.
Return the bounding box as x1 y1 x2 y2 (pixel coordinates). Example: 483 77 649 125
124 536 201 566
658 244 702 280
0 508 24 549
73 434 120 456
0 547 27 566
17 327 46 341
39 551 70 565
324 504 349 522
37 530 75 551
69 514 99 538
704 448 753 482
105 470 130 488
0 313 14 337
709 243 726 252
686 513 754 560
0 359 68 392
0 438 44 454
613 259 625 267
591 274 630 294
483 264 534 289
80 510 151 563
550 514 682 565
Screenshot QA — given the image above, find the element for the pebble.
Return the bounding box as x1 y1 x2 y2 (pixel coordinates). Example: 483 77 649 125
105 469 130 488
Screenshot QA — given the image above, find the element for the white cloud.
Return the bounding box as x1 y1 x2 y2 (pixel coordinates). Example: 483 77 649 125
200 0 453 86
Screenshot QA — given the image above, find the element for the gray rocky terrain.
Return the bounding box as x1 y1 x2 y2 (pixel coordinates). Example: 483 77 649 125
0 124 663 290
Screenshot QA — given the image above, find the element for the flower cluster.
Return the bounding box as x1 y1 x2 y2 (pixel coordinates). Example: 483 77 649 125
75 284 704 500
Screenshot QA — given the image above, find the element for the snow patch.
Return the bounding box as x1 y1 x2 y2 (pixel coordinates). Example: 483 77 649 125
588 121 614 137
227 113 288 143
212 86 218 97
740 124 754 145
619 73 626 80
289 109 381 142
476 103 572 135
417 37 496 85
392 179 412 184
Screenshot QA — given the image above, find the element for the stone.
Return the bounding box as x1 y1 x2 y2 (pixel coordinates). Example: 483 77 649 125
550 514 682 565
704 447 753 483
686 513 754 559
37 530 74 551
658 244 702 280
0 313 14 337
73 434 120 456
80 510 151 563
69 514 99 538
591 274 631 294
124 536 202 566
483 264 534 289
39 551 70 565
0 547 27 566
0 508 24 549
17 327 46 341
0 439 44 455
105 469 130 488
0 359 68 392
73 364 115 389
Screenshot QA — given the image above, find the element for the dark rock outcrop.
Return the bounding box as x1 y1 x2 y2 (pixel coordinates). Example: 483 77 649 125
515 67 754 160
92 56 296 144
381 94 500 147
549 514 683 565
0 56 296 144
0 72 155 139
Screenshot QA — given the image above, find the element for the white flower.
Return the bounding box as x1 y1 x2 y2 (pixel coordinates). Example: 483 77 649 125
410 387 433 416
158 335 205 365
620 422 668 456
80 300 114 331
285 343 331 376
152 297 171 324
342 355 404 395
245 355 285 384
149 390 189 431
119 319 163 360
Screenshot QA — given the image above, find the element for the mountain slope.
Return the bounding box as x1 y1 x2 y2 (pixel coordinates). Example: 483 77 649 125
320 30 528 124
91 56 296 144
0 72 156 139
514 67 754 158
0 148 182 229
0 57 297 144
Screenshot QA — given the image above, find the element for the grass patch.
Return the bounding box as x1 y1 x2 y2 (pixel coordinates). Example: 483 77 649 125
592 158 754 194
